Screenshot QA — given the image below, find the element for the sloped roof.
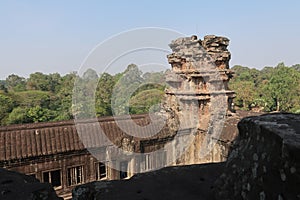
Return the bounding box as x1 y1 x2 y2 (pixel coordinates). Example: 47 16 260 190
0 114 155 162
0 111 260 163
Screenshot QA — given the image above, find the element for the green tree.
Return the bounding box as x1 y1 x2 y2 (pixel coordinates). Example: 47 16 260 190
0 80 8 93
129 89 164 114
14 90 51 108
26 72 51 91
48 73 62 93
230 80 256 110
0 94 14 123
27 106 56 122
261 64 300 112
111 64 143 115
95 73 114 116
291 64 300 72
5 107 31 125
6 74 26 92
52 72 77 121
229 65 259 110
72 69 99 119
82 68 98 81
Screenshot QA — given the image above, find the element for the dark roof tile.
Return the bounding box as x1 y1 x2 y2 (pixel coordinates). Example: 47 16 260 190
0 114 170 162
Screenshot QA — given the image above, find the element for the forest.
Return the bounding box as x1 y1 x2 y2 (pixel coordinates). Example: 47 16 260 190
229 62 300 113
0 62 299 126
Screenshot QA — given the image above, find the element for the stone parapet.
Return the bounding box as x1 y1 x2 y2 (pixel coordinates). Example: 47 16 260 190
214 113 300 200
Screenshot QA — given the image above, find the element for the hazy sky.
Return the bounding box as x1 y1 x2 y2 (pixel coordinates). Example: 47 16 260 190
0 0 299 79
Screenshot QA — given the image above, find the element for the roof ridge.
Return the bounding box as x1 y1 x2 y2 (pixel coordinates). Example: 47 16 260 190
0 114 149 132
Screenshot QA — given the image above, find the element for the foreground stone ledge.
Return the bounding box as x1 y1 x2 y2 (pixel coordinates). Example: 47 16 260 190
73 113 300 200
72 162 225 200
214 113 300 200
0 168 62 200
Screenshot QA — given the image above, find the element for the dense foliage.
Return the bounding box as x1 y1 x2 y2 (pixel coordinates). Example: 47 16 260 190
0 62 299 126
0 64 166 126
229 63 300 113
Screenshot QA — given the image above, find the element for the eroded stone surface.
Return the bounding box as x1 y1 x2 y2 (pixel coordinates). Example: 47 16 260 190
73 113 300 200
214 113 300 200
163 35 236 165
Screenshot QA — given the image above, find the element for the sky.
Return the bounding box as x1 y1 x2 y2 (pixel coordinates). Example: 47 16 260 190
0 0 299 79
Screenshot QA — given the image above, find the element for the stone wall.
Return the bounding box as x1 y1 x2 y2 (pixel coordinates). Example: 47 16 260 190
72 113 300 200
214 113 300 200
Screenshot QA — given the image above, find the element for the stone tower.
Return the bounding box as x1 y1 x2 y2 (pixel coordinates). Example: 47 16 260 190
165 35 235 132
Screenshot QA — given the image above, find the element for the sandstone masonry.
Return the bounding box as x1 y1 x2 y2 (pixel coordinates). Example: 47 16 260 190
72 113 300 200
214 113 300 200
163 35 235 165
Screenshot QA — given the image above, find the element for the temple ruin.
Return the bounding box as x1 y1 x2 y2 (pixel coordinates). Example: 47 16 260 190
0 35 237 199
163 35 235 164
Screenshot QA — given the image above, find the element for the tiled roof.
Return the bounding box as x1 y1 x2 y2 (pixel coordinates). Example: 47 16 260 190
0 114 153 162
0 111 258 162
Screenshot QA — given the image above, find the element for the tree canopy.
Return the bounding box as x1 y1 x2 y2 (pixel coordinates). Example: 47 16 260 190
229 62 300 113
0 66 166 126
0 62 299 126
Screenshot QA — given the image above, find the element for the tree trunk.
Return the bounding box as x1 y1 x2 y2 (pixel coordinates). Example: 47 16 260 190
243 101 246 109
276 100 280 111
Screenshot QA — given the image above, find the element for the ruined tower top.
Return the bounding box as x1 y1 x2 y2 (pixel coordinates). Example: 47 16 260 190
164 35 235 131
167 35 231 70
